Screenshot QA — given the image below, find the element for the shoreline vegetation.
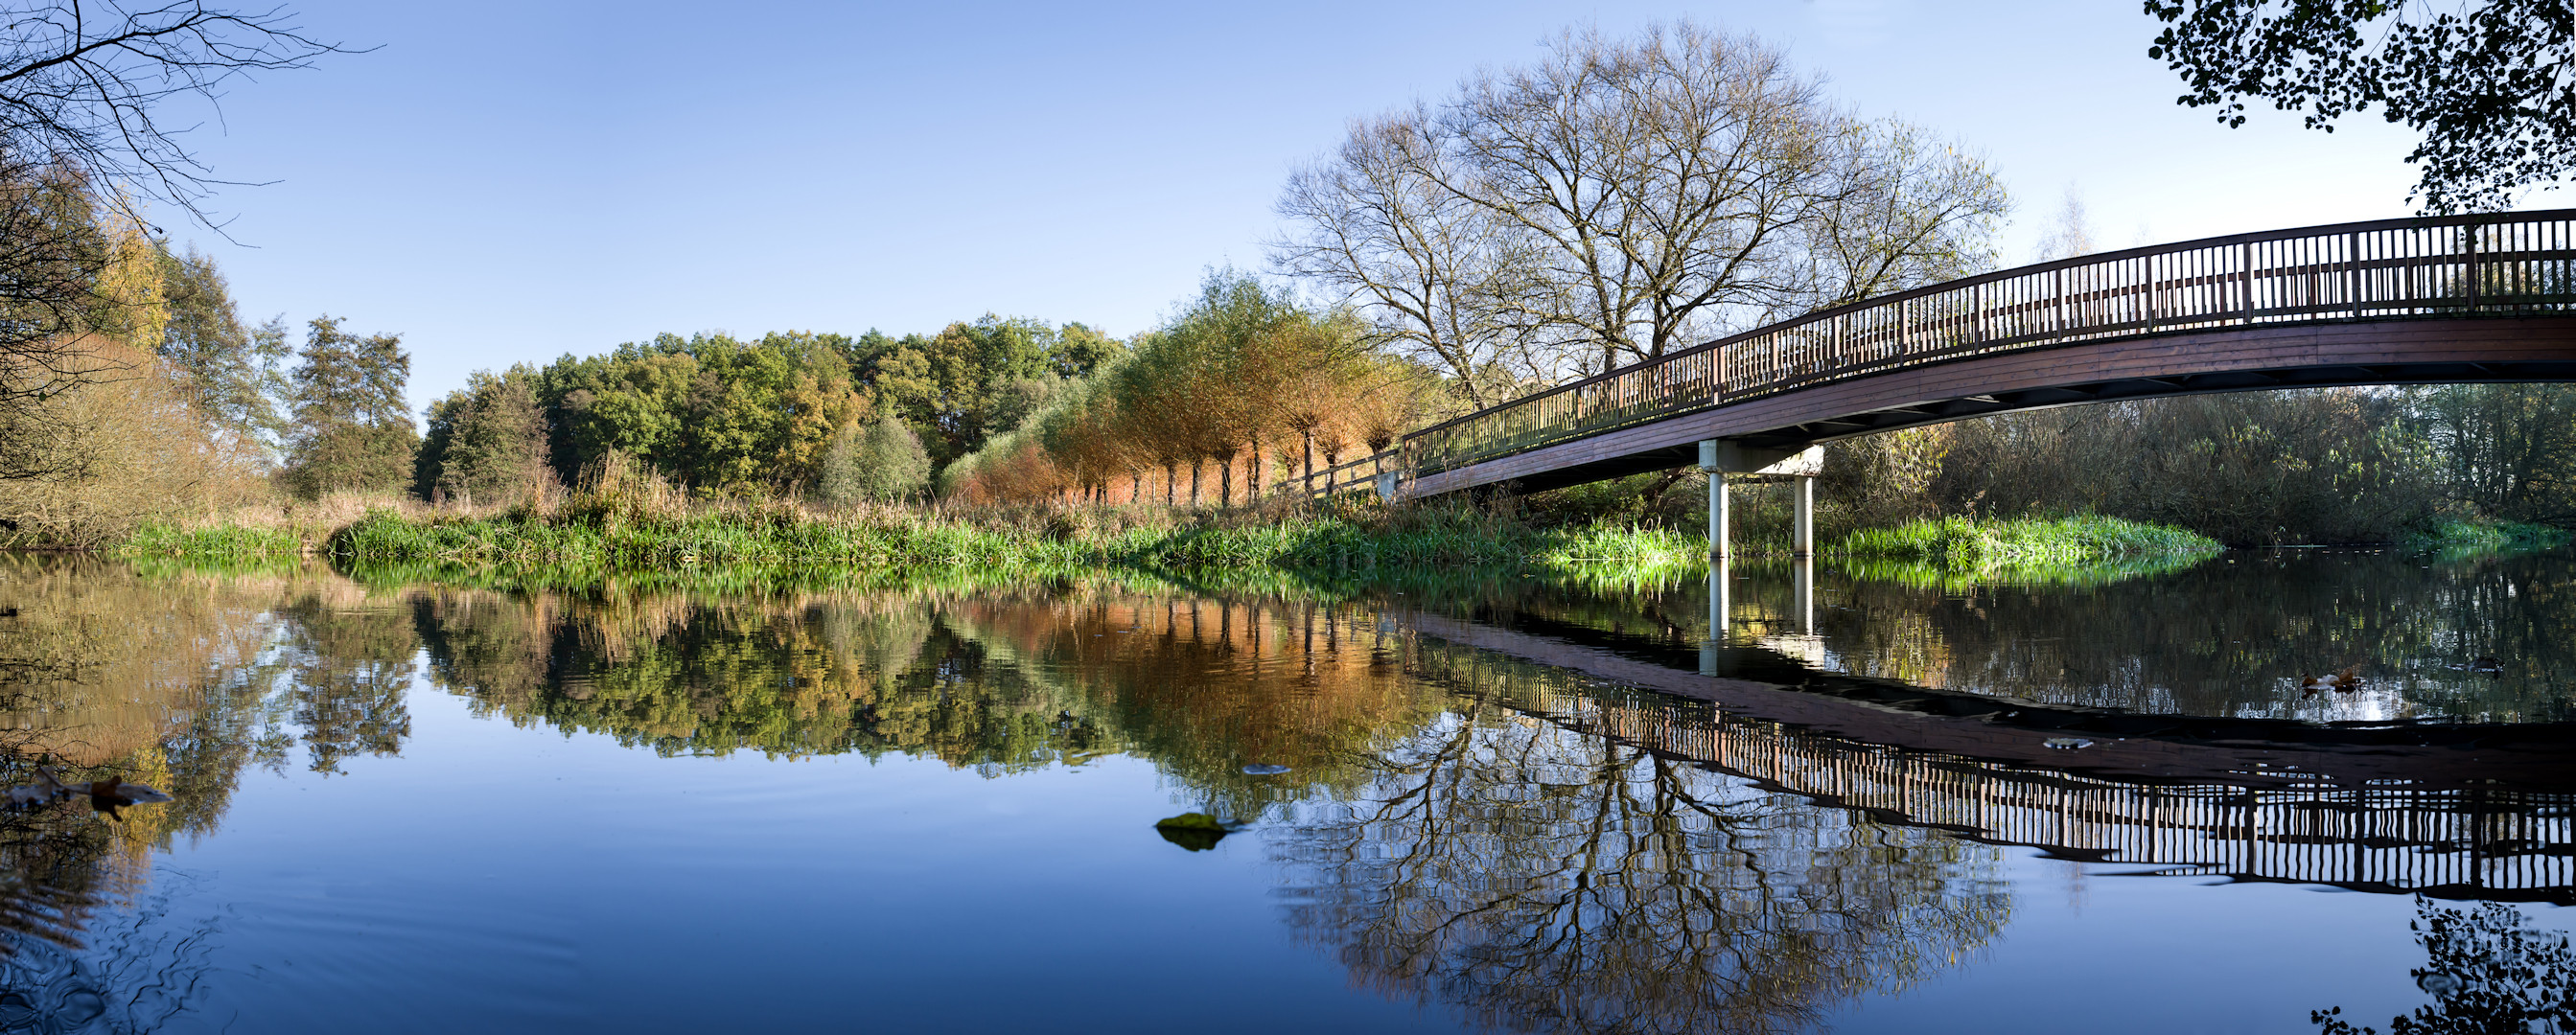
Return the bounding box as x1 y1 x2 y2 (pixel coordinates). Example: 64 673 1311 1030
108 494 2270 585
104 494 2574 597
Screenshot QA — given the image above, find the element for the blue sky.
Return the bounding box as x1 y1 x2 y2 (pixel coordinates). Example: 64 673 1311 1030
161 0 2485 414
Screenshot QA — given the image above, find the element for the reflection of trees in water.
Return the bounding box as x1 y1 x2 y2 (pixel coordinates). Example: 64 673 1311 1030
1808 550 2576 721
1270 702 2007 1035
404 575 2008 1034
2313 898 2576 1034
410 585 1446 802
0 559 419 1031
948 591 1444 816
0 810 217 1033
414 588 1079 767
275 592 416 774
1437 550 2576 722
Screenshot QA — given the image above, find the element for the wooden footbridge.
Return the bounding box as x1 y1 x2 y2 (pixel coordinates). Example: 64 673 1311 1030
1299 210 2576 543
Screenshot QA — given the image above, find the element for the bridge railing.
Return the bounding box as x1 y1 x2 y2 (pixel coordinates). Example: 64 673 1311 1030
1390 209 2576 479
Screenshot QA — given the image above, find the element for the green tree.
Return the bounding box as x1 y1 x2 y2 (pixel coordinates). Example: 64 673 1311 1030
415 365 547 505
279 315 415 498
539 332 866 493
541 340 700 477
673 332 866 491
849 316 1114 469
0 4 342 474
2409 383 2576 525
817 415 932 505
2147 0 2574 212
154 243 289 460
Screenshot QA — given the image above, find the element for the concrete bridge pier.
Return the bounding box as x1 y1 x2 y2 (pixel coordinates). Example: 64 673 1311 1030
1699 559 1730 677
1697 440 1823 560
1700 443 1730 560
1793 559 1814 634
1793 475 1814 558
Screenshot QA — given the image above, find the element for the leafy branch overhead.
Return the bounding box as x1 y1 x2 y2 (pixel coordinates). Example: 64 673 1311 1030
2146 0 2576 212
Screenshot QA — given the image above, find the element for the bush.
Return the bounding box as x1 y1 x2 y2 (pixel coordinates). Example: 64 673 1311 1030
818 416 932 506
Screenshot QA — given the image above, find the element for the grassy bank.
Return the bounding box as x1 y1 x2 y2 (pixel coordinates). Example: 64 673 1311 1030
1831 515 2223 566
114 498 2248 590
117 501 1711 585
2407 518 2575 557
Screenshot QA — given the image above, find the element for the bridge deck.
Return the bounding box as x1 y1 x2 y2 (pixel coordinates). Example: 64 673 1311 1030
1286 210 2576 498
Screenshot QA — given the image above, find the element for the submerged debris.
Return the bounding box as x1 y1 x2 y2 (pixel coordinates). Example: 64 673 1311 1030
5 768 172 810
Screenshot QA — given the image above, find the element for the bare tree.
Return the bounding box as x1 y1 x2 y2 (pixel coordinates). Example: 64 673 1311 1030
1802 120 2009 307
1276 21 2008 392
0 1 349 229
1274 108 1553 407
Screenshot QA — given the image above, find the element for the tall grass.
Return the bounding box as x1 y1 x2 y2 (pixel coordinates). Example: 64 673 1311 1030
314 506 1708 578
119 522 306 562
1833 515 2221 566
2408 518 2574 558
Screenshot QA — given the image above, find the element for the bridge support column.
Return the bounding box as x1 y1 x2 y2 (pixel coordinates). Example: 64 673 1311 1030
1793 558 1814 635
1698 440 1729 560
1792 475 1814 559
1700 558 1729 678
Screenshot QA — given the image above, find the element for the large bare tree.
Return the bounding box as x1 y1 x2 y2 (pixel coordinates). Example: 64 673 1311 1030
1274 106 1554 407
1276 21 2007 393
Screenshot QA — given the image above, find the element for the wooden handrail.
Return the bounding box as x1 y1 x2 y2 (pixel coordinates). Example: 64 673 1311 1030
1302 209 2576 487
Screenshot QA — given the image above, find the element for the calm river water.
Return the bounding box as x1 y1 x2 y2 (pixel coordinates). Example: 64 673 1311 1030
1 548 2571 1033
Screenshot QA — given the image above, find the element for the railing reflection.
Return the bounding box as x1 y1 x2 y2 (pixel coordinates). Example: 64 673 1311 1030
1405 624 2576 903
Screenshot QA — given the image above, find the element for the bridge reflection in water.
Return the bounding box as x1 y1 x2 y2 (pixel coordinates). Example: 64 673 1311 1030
1396 600 2576 905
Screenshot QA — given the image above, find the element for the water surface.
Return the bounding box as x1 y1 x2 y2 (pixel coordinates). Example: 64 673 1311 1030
0 552 2568 1033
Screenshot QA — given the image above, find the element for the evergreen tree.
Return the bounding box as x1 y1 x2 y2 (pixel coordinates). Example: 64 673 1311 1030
280 315 415 498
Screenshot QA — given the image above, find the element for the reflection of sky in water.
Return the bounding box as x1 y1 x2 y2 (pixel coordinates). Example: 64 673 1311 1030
0 564 2568 1033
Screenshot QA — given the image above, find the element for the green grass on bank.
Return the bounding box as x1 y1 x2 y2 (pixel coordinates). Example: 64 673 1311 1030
2407 518 2575 557
120 505 1709 581
1831 515 2222 566
115 505 2230 590
120 522 307 563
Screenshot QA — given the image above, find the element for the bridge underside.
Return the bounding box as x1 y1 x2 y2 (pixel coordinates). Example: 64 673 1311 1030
1410 316 2576 497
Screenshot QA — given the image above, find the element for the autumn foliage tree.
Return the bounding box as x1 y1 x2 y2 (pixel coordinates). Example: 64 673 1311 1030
942 271 1429 507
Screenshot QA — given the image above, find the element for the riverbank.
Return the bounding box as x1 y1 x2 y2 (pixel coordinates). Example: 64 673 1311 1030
1835 515 2223 566
119 503 1711 575
113 501 2247 586
2406 518 2576 556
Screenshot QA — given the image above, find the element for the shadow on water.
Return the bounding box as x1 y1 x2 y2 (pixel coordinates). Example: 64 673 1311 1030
4 550 2575 1032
